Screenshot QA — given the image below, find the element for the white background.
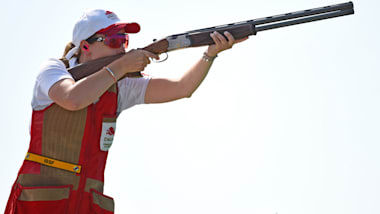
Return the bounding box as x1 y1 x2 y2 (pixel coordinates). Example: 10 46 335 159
1 0 379 213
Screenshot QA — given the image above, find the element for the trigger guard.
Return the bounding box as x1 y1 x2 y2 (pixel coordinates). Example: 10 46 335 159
153 53 168 63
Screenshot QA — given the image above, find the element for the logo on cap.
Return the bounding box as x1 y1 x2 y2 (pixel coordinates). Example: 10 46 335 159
105 11 118 20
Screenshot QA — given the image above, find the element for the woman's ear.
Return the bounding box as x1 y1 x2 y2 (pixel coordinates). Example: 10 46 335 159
80 41 90 53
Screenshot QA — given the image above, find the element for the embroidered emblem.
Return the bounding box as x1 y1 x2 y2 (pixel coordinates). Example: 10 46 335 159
105 11 119 20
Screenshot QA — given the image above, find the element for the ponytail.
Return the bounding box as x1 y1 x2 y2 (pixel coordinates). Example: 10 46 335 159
60 42 81 68
62 42 76 57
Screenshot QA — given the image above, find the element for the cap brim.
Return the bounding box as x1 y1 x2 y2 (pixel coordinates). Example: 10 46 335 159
98 23 141 35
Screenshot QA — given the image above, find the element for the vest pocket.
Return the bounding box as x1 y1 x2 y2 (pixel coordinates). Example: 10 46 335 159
14 184 72 214
90 189 115 214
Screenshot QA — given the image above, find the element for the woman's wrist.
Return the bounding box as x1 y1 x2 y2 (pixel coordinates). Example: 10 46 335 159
202 52 218 62
205 49 218 57
104 67 117 83
202 51 218 62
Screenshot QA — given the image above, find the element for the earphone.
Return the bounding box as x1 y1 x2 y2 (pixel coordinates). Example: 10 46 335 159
82 44 89 52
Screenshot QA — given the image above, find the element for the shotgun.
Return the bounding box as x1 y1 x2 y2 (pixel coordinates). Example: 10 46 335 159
68 1 354 80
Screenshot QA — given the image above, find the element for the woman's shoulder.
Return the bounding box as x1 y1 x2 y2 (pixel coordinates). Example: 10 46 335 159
39 58 67 72
31 58 74 110
37 58 72 81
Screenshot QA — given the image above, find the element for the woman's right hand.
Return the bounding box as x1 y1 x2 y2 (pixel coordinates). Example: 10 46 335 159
110 49 159 74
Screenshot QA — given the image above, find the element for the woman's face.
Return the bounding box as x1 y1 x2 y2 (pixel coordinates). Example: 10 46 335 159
86 29 126 60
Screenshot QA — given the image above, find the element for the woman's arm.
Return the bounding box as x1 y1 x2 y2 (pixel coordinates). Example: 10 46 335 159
48 68 118 111
145 31 248 104
49 50 158 111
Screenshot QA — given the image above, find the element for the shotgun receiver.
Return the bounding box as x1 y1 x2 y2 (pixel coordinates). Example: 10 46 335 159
68 1 354 80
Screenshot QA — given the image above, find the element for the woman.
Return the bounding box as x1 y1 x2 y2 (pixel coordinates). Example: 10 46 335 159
5 9 248 214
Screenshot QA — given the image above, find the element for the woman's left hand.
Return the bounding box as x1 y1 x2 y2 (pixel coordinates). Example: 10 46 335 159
206 31 249 57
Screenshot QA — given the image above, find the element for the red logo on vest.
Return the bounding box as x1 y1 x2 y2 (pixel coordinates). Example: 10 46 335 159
106 127 115 136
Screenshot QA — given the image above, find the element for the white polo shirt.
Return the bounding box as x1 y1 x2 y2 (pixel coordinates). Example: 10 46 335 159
31 57 151 113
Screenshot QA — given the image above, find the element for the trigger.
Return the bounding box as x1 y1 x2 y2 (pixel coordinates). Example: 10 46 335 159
153 52 168 63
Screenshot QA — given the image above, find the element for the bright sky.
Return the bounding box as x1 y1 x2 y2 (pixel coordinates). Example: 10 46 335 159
1 0 379 213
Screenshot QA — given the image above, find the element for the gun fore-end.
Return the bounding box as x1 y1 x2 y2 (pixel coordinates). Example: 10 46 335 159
164 24 256 51
188 24 256 47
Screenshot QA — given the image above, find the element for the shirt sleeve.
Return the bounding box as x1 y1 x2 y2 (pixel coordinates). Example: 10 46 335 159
117 76 152 113
31 58 74 110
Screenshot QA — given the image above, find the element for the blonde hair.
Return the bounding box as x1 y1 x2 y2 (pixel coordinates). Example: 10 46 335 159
60 42 82 68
